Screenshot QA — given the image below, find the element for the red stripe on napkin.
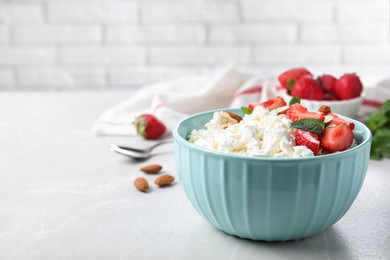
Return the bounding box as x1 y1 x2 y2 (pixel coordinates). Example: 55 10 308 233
232 86 262 100
363 99 383 108
153 103 166 112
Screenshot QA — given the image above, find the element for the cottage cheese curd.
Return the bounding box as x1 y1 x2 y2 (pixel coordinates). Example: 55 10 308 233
188 106 314 158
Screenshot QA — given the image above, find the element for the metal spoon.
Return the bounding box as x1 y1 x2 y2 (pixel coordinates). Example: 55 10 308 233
110 140 173 159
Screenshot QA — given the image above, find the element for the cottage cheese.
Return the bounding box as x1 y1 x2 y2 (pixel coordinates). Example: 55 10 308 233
188 106 314 158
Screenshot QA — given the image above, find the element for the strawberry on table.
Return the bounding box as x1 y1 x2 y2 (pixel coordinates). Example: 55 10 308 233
334 73 363 100
278 68 311 90
320 123 354 153
293 129 321 155
134 114 166 139
286 103 325 122
291 75 324 101
248 96 287 111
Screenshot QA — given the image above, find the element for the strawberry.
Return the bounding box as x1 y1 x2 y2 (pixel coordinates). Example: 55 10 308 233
286 103 325 122
334 73 363 100
278 68 311 90
293 129 320 155
291 75 324 101
248 96 287 111
327 113 355 130
318 74 337 94
134 114 166 139
320 123 354 153
323 93 338 101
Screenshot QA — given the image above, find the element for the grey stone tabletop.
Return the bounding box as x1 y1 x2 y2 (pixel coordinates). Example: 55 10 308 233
1 92 389 260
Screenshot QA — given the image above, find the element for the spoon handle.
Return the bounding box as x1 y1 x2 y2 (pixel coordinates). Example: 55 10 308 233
149 139 173 150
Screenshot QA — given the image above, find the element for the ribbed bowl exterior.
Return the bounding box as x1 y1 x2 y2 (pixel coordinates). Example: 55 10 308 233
173 109 371 241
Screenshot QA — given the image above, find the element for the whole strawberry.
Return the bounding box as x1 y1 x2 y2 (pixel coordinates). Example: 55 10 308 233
278 68 311 90
134 114 166 139
334 73 363 100
291 75 324 101
317 74 337 94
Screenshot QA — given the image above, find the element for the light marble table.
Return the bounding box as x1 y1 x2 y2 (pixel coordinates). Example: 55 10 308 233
1 92 390 260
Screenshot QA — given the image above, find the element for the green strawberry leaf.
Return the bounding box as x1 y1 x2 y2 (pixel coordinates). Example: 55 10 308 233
241 106 252 115
290 118 325 134
289 96 301 106
286 79 295 91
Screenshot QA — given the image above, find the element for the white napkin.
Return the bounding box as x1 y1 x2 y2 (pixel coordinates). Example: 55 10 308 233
92 67 389 136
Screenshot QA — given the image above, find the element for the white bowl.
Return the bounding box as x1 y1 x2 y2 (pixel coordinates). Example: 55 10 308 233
280 91 363 119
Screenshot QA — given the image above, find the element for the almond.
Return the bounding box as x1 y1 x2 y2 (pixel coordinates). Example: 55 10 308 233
140 164 162 174
324 115 334 124
276 105 289 115
318 105 331 114
134 177 149 192
225 112 243 122
154 174 175 187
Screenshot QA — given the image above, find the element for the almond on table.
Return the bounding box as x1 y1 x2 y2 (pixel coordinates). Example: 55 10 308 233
134 177 149 192
154 174 175 187
140 164 162 174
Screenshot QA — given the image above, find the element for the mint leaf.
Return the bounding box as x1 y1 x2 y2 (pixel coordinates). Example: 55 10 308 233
366 99 390 160
290 118 325 134
366 100 390 133
241 106 252 115
289 96 301 106
370 129 390 160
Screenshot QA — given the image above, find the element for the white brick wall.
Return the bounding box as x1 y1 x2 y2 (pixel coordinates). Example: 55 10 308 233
59 46 145 65
14 25 102 44
142 3 239 22
106 25 205 44
0 4 43 23
0 0 388 90
48 3 138 22
0 47 55 65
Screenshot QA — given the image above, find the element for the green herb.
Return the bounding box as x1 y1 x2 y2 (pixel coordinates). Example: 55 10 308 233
290 118 325 134
289 96 301 106
366 99 390 160
241 106 252 115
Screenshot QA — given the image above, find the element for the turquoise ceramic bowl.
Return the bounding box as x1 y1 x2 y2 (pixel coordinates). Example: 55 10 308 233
173 108 372 241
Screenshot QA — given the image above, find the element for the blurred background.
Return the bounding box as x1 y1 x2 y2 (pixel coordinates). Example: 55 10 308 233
0 0 388 91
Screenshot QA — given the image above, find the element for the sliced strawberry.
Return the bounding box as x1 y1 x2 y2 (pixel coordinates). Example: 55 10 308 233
291 75 324 101
134 114 166 139
318 74 337 94
334 73 363 100
320 123 354 153
327 113 355 130
248 96 287 111
286 103 325 122
278 68 311 90
294 129 320 155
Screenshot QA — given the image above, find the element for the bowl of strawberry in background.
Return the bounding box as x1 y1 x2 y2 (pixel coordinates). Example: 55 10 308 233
278 68 364 119
173 96 372 241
